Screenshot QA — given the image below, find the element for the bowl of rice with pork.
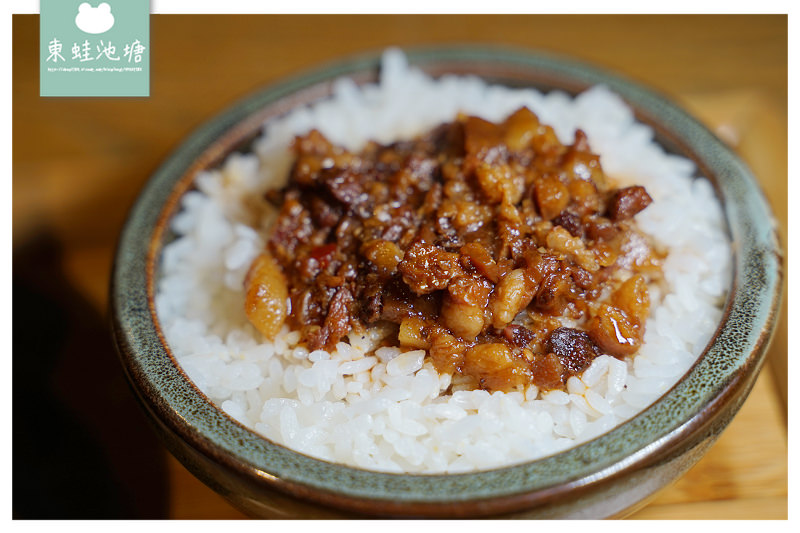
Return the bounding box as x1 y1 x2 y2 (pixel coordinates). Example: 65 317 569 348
111 47 782 518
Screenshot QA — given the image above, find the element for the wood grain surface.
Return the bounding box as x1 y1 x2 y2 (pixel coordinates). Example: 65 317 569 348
12 14 787 520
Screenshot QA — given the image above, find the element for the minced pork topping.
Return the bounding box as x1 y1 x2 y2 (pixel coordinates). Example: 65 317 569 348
244 108 661 392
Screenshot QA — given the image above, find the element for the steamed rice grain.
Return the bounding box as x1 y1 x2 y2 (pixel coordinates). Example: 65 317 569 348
155 49 731 473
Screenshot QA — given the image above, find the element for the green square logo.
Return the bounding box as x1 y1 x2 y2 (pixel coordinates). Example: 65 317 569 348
40 1 150 97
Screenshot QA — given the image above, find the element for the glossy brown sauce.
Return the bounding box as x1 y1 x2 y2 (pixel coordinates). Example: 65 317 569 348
244 108 661 392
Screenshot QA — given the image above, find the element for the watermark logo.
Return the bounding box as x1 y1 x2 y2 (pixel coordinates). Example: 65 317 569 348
75 3 115 34
40 0 149 97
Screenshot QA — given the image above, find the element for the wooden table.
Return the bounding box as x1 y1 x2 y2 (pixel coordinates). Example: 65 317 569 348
12 15 787 519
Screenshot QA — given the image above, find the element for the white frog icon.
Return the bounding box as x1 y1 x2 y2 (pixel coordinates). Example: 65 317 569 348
75 2 115 34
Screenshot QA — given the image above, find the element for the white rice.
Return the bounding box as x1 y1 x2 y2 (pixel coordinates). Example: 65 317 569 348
155 49 732 473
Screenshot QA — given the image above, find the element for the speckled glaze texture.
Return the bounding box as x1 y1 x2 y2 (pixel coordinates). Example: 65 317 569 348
111 47 783 519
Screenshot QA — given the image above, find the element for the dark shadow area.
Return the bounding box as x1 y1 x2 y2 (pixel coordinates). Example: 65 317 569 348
12 233 169 519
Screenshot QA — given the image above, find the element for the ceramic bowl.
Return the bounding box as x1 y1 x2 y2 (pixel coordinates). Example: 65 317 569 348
111 47 783 518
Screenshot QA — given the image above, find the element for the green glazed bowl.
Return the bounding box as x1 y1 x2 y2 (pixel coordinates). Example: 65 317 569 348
111 47 783 518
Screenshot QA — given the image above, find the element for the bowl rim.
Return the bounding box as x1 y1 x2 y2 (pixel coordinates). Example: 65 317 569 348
111 45 783 516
